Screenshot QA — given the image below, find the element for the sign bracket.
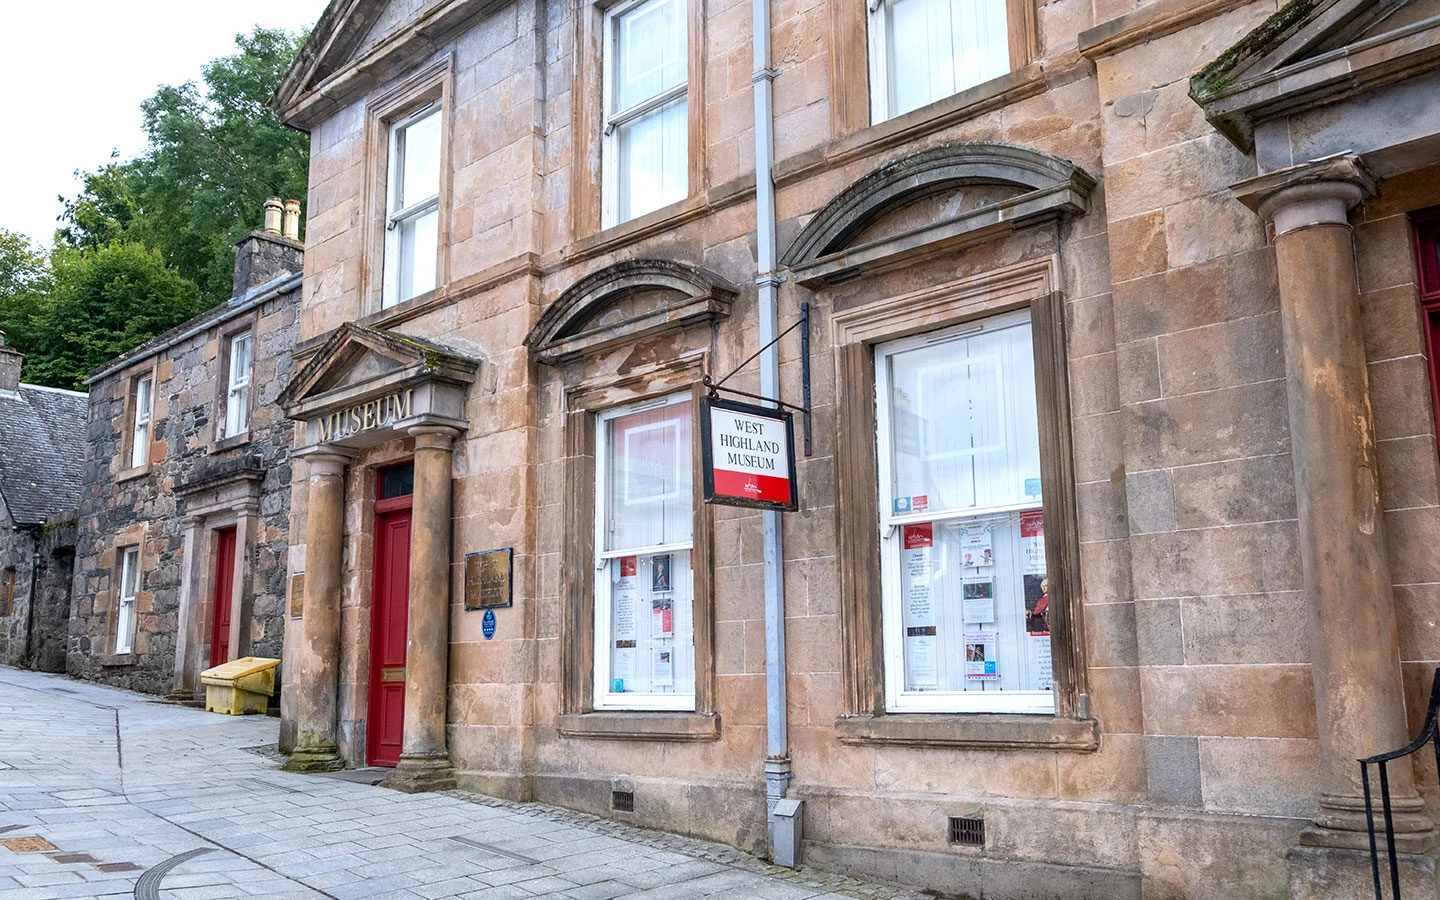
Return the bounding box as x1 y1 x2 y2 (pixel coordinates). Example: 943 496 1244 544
703 303 812 456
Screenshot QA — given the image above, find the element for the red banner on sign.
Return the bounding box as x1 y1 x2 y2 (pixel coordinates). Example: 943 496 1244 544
713 468 793 505
903 522 933 549
1020 509 1044 538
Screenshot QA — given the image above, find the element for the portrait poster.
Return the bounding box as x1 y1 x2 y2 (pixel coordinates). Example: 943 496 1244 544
651 553 673 593
964 631 999 679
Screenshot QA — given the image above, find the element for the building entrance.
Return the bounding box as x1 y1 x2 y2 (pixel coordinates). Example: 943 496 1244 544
209 527 237 668
367 464 414 767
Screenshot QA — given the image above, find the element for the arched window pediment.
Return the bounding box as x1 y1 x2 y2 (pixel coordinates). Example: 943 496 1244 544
781 143 1097 287
526 259 738 366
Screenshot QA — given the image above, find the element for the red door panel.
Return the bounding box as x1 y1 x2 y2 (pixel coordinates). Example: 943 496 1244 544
367 506 411 767
210 527 237 669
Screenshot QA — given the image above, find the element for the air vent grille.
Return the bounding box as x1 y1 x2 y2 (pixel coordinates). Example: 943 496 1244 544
612 790 634 812
948 815 984 846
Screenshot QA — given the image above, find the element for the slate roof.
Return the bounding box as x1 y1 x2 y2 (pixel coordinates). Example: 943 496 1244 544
0 383 88 526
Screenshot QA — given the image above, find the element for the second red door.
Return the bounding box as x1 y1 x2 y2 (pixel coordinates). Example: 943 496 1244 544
367 498 412 767
210 527 237 668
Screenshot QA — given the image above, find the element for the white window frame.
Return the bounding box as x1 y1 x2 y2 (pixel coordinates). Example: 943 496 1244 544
224 332 252 438
867 0 1011 124
875 308 1054 714
593 392 695 711
115 546 140 655
383 103 441 309
601 0 689 229
129 374 153 469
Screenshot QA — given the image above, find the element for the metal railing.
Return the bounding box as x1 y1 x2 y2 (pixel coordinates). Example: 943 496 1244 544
1361 667 1440 899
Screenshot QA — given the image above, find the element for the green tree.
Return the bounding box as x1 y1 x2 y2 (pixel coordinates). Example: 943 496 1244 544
21 243 205 390
59 27 309 304
0 230 50 354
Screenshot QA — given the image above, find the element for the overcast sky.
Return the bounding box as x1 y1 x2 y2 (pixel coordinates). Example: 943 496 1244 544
0 1 331 248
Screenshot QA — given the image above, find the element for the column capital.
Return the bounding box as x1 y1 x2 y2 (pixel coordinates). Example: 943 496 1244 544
408 424 461 450
294 445 357 478
1233 156 1377 236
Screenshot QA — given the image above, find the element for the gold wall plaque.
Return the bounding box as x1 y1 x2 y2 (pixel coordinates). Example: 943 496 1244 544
381 667 406 683
289 573 305 618
464 548 514 610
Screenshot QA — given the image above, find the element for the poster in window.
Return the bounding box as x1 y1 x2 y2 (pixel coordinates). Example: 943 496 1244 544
901 523 934 625
614 556 638 640
651 594 673 637
613 640 636 691
905 625 938 687
1030 634 1053 690
961 574 995 624
652 648 674 686
964 631 999 679
1020 509 1049 636
651 553 673 593
960 521 993 568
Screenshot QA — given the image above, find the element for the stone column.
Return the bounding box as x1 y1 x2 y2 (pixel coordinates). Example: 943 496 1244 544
385 426 460 792
1235 157 1433 853
169 516 205 701
284 450 352 773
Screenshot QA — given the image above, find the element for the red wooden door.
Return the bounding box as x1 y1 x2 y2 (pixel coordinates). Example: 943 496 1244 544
210 527 237 668
367 502 412 767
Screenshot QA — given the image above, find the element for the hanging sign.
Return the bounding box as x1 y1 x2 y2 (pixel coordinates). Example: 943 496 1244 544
699 395 799 512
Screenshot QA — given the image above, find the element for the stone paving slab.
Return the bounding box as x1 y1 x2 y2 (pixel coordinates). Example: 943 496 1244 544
0 668 926 900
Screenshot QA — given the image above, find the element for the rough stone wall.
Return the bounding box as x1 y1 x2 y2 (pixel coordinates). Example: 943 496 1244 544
283 0 1440 893
0 498 36 667
69 282 299 695
0 508 78 673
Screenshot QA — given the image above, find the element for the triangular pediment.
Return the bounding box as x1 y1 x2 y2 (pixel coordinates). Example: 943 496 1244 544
271 0 493 128
279 322 478 411
1192 0 1440 151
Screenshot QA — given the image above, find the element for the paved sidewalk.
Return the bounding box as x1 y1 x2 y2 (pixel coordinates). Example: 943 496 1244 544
0 668 924 900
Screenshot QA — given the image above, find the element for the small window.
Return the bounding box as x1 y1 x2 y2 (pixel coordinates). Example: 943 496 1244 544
875 309 1053 713
593 393 695 710
115 547 140 655
384 105 442 308
130 375 153 469
602 0 688 227
869 0 1011 122
380 463 415 500
224 332 252 438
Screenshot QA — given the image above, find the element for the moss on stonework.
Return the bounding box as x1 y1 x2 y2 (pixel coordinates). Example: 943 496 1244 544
1190 0 1323 102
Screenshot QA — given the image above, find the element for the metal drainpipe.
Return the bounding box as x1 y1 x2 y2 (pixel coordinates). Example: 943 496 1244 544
751 0 792 854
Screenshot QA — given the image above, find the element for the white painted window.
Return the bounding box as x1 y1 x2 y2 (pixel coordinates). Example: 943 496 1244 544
876 309 1054 713
383 105 441 308
129 375 153 469
602 0 688 227
224 332 252 438
115 546 140 655
869 0 1010 122
593 393 695 710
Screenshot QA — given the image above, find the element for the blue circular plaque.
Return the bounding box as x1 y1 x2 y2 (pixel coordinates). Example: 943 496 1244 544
482 608 497 640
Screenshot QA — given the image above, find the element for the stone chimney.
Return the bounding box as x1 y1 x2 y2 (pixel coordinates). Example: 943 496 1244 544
232 199 304 298
0 331 23 393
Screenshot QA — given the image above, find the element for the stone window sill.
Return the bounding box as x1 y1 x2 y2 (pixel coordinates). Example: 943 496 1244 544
556 711 721 742
99 653 137 667
209 431 251 454
566 195 708 266
117 463 151 483
835 713 1099 752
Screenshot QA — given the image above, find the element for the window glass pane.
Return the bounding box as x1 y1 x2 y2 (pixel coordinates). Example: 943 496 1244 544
615 0 686 110
131 377 152 468
116 548 139 654
887 321 1040 516
603 399 693 552
135 376 152 422
606 550 694 696
882 316 1051 708
398 110 441 209
226 386 249 437
229 334 251 386
886 0 1009 117
617 99 688 222
381 464 415 500
397 207 439 301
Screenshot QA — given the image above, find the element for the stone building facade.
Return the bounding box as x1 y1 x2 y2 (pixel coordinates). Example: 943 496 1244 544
0 335 86 673
272 0 1440 895
68 208 303 698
